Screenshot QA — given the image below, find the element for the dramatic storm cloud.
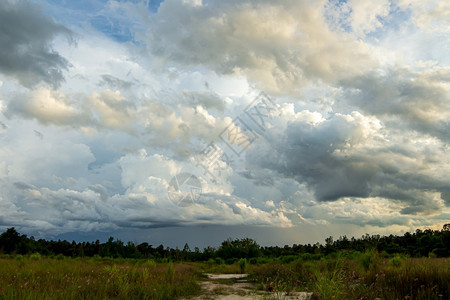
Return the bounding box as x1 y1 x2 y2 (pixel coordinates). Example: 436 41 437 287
0 0 449 246
0 0 71 87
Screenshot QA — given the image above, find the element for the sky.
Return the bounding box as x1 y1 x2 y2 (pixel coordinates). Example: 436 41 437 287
0 0 449 248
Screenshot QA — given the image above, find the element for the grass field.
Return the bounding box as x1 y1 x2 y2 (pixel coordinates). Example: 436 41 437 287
0 256 201 299
248 254 450 299
0 253 448 299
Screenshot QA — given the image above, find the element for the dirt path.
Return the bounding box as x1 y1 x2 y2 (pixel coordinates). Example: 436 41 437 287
187 274 313 300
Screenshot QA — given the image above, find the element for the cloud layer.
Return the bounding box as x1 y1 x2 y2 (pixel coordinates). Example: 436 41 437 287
0 0 71 87
0 0 449 243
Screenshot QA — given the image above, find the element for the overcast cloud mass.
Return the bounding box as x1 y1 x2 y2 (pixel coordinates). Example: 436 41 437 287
0 0 449 247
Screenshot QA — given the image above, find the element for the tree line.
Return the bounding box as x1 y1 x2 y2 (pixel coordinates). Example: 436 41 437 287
0 224 449 261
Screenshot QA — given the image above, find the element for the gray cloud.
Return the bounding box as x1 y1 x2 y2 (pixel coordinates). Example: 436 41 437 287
181 90 225 112
441 192 450 206
6 88 140 132
340 67 450 142
88 184 109 202
1 0 449 243
13 181 36 191
147 0 375 94
99 74 133 90
255 113 378 201
0 179 292 237
245 111 448 215
0 0 71 87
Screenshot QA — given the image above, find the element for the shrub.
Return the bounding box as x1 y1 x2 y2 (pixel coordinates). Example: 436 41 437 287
301 253 323 261
214 257 225 264
256 257 270 264
14 254 23 261
30 253 41 260
166 263 175 282
142 259 157 269
360 250 380 272
238 258 247 273
389 255 403 267
380 250 390 258
280 255 297 264
92 254 102 261
56 254 65 260
349 251 362 259
225 258 236 265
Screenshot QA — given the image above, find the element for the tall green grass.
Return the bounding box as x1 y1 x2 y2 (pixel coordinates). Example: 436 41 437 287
1 254 448 299
248 254 450 300
0 257 201 299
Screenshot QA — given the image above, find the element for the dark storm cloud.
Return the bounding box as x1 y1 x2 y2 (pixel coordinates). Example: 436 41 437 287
441 192 450 206
0 0 71 87
246 112 449 214
272 115 377 202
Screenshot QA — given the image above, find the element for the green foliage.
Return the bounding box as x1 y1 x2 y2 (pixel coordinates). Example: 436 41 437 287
238 258 247 273
380 250 390 258
29 253 41 260
14 254 24 261
201 261 241 274
166 262 175 282
225 258 236 265
250 262 300 297
389 255 403 267
249 256 450 299
0 226 447 299
0 257 201 299
1 225 450 262
248 257 257 264
360 249 380 272
279 255 297 263
142 259 156 269
92 254 101 261
0 254 448 299
214 257 224 264
216 238 261 259
300 253 323 261
0 228 21 253
256 257 270 264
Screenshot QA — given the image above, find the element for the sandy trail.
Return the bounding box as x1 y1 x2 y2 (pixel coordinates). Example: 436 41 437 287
187 273 313 300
